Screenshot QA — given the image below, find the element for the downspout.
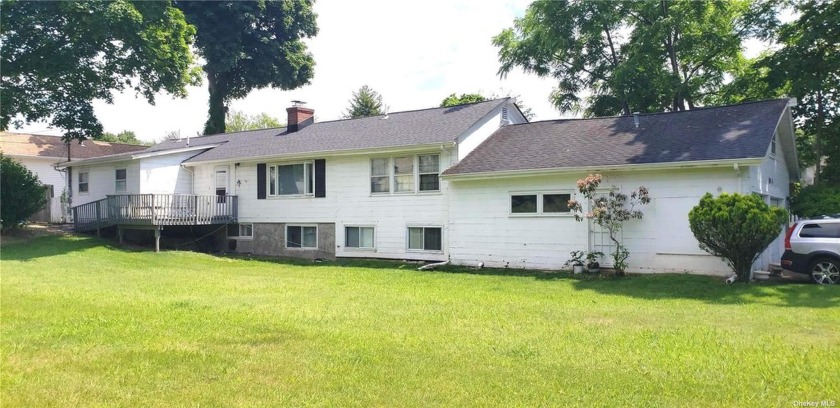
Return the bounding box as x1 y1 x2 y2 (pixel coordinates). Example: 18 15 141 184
181 164 195 195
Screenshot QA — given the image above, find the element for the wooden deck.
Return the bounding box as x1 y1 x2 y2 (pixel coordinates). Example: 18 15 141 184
72 194 237 232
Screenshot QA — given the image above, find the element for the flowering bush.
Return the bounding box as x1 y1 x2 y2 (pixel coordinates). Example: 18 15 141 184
568 174 651 275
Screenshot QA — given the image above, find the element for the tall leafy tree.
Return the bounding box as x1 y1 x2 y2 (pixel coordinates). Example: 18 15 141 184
0 0 200 143
225 111 284 133
100 130 150 146
761 0 840 185
175 1 318 135
494 0 778 117
440 92 536 120
343 85 384 119
440 93 487 107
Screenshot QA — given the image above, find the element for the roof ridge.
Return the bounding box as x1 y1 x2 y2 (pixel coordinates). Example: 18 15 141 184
311 97 511 126
507 98 791 126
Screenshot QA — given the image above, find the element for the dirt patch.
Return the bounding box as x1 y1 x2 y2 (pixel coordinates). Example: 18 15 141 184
0 223 74 246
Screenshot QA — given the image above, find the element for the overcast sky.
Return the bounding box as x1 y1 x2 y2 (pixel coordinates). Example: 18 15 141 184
19 0 777 143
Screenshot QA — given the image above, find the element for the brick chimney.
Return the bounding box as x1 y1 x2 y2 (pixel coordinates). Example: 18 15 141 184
286 100 314 132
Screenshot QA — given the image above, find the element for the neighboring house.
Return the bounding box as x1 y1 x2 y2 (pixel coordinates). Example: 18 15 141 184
61 98 798 275
0 132 146 223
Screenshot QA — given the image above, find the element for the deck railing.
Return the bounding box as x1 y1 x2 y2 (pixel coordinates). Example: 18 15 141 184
72 194 237 231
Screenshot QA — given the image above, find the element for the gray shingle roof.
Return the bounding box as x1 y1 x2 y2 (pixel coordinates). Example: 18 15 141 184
443 99 790 176
184 99 508 163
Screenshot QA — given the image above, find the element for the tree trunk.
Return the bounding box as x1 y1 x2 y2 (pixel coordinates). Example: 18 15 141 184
815 79 824 186
602 22 631 116
204 69 227 135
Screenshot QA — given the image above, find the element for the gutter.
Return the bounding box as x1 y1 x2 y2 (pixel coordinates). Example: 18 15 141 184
441 157 765 181
181 142 458 167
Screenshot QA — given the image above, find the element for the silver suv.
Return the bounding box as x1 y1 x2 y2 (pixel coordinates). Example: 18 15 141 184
781 217 840 284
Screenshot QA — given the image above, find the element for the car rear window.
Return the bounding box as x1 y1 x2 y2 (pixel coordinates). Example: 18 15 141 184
799 223 840 238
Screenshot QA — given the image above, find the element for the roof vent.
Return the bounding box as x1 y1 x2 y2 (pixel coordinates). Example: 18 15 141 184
501 106 510 125
633 112 640 129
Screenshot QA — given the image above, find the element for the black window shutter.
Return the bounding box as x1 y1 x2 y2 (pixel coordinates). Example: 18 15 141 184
257 163 266 199
315 159 326 197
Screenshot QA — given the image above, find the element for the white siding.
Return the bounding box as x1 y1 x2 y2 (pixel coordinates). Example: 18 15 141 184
70 160 139 206
138 152 196 194
455 101 526 161
193 149 454 261
742 131 792 270
15 156 68 223
447 168 741 275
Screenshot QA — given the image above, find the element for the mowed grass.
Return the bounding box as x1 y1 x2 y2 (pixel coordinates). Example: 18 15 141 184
2 235 839 407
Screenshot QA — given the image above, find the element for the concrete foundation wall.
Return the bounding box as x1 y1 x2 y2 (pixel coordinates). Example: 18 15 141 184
227 223 336 260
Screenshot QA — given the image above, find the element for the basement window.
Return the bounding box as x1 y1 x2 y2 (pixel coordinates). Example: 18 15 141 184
345 226 375 249
407 226 442 252
227 223 253 239
286 225 317 249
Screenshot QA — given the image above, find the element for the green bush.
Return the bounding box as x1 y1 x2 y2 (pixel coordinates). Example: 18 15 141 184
688 193 787 282
1 154 48 231
790 184 840 218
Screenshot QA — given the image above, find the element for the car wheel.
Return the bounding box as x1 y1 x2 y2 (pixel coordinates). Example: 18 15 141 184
809 257 840 284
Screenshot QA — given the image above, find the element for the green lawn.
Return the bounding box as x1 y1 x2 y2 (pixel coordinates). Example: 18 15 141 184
2 234 838 407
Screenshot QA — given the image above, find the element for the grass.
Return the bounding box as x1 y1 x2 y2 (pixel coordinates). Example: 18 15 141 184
2 233 839 407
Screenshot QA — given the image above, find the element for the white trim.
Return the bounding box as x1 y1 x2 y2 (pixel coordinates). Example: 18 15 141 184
114 167 127 192
183 142 456 167
509 191 574 217
443 158 766 181
56 144 220 168
343 225 376 250
406 225 444 253
267 160 315 197
285 224 318 249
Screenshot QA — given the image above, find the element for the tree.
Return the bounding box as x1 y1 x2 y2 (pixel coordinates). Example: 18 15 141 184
225 111 284 133
100 131 150 146
790 185 840 218
343 85 384 119
568 174 651 276
0 154 48 231
494 0 778 117
689 193 787 282
0 1 200 143
440 93 487 107
440 92 536 120
175 1 318 134
760 0 840 186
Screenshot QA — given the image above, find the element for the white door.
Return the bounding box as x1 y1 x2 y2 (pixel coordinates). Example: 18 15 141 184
215 166 229 204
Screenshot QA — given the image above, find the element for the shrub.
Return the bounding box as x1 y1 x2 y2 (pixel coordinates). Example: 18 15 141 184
568 174 651 276
1 154 47 231
790 184 840 218
688 193 787 282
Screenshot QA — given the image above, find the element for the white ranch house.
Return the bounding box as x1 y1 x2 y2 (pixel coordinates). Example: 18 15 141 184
60 98 798 275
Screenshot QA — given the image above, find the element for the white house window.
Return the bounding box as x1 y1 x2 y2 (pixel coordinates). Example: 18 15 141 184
78 171 89 194
418 154 440 191
394 156 414 192
286 225 317 248
511 195 538 213
270 162 314 196
511 193 572 215
371 158 390 193
345 226 375 249
227 223 253 238
770 134 777 156
115 168 127 192
407 227 442 251
371 154 440 194
543 193 571 213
